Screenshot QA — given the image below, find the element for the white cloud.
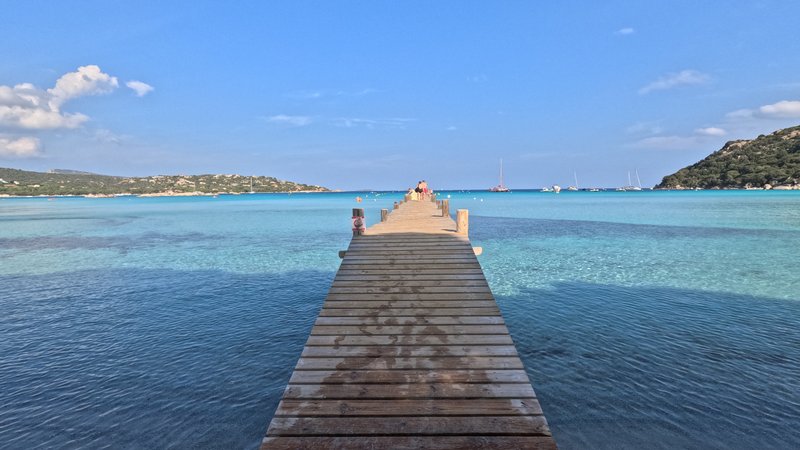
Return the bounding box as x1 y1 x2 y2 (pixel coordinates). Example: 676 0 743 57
126 80 154 97
725 99 800 120
639 69 710 94
695 127 727 136
0 65 118 130
446 126 457 131
758 100 800 118
615 27 635 35
48 65 118 110
264 114 312 127
0 136 42 158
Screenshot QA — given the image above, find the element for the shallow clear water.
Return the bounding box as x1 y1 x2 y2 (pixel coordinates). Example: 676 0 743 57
1 191 799 449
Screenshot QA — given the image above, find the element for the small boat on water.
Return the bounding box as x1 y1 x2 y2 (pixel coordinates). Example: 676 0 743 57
541 186 553 192
567 171 579 191
490 159 510 192
552 184 561 194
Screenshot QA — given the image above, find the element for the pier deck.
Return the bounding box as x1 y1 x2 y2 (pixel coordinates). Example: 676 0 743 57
261 198 556 449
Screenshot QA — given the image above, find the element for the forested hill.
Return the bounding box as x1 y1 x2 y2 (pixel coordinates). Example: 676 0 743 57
0 168 328 196
656 125 800 189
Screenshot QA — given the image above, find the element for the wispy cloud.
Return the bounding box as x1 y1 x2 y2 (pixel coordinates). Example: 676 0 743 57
695 127 727 136
126 80 154 97
446 125 457 131
626 121 664 135
92 128 128 145
615 27 635 35
287 88 378 100
631 126 728 150
333 117 415 129
725 99 800 120
0 135 42 158
639 69 710 94
263 114 313 127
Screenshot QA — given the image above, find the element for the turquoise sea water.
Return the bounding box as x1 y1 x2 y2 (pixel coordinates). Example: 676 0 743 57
1 191 799 449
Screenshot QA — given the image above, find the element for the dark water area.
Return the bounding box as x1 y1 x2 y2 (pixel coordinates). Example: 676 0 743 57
500 282 800 449
0 268 332 449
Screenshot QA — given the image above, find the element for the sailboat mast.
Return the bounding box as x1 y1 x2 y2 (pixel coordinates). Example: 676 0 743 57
635 169 642 188
628 171 632 187
499 159 504 187
574 171 578 189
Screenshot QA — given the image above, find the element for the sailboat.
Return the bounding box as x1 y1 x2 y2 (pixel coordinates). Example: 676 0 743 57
490 159 510 192
619 171 642 191
567 172 579 191
629 170 642 191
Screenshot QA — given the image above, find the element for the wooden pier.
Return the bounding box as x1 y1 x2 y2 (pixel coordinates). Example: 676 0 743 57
261 196 556 449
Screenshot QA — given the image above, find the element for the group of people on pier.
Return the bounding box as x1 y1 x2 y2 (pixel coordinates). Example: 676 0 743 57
408 180 430 201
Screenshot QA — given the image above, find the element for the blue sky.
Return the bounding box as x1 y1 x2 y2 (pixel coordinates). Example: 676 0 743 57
2 1 799 190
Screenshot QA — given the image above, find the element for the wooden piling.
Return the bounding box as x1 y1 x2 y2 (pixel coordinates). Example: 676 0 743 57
441 199 449 217
457 209 469 236
380 209 388 222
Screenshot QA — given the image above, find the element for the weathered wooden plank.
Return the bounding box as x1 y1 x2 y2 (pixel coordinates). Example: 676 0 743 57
334 274 488 281
318 308 500 317
343 251 478 257
282 383 537 400
328 286 492 294
331 280 490 287
301 345 518 358
295 356 525 370
288 369 529 384
261 435 557 450
325 293 494 301
311 324 508 335
274 398 542 416
337 264 482 270
305 334 512 346
267 415 550 436
336 269 486 275
322 301 497 309
313 316 505 326
342 258 481 265
343 250 478 256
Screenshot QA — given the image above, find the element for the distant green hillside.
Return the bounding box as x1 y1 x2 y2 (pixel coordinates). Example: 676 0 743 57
0 168 328 196
657 125 800 189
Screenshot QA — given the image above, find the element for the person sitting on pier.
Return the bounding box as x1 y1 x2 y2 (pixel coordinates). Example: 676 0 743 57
420 180 429 200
